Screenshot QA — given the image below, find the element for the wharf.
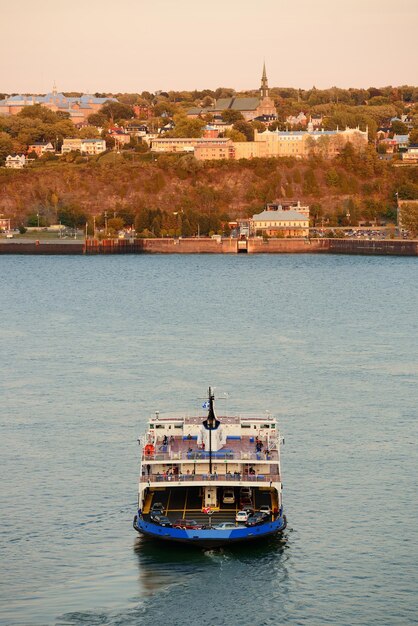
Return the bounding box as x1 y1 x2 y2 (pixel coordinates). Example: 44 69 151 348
0 237 417 256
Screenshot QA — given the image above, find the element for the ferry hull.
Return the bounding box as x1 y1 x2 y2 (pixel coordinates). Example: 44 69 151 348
133 515 286 549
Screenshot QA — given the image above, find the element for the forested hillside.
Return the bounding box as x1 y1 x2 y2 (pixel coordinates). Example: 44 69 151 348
1 146 418 235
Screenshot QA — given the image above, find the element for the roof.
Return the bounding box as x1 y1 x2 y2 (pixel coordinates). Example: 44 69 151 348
393 134 409 143
187 107 207 115
0 92 117 107
213 97 260 112
252 210 308 222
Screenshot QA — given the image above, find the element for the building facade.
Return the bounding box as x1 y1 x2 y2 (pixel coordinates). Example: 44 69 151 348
250 208 309 237
0 87 116 124
28 142 55 157
61 138 106 154
5 154 26 168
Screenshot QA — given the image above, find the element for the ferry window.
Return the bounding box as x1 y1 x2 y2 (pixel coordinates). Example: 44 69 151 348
150 424 154 429
260 424 270 428
271 424 276 428
174 424 183 429
155 424 164 429
241 424 251 428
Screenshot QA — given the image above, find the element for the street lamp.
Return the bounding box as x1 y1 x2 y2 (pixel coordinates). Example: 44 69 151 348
37 212 40 228
104 211 108 236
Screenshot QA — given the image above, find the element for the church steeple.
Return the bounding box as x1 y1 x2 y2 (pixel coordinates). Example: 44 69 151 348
260 62 269 99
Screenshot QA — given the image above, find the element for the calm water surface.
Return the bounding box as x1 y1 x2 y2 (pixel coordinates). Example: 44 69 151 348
0 254 417 626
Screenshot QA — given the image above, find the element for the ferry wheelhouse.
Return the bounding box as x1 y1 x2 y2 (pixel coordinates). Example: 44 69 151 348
133 388 286 548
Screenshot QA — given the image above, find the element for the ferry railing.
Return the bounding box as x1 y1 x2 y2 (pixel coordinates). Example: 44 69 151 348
142 450 278 462
139 473 281 484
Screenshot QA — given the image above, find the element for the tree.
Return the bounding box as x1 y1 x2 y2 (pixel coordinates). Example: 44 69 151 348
225 129 247 142
87 112 107 127
232 121 254 141
100 101 134 123
58 204 88 228
79 125 100 139
107 217 125 234
390 120 408 135
222 109 244 124
409 128 418 144
399 203 418 236
0 131 13 163
169 114 205 138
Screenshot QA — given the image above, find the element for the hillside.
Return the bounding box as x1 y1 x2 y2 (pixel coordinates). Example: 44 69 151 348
1 148 418 235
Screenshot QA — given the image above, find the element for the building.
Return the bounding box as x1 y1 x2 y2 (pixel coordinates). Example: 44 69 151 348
187 64 277 122
250 206 310 237
402 145 418 163
253 125 368 158
0 218 11 231
393 134 409 150
27 142 55 157
126 122 148 137
286 112 308 127
5 154 26 168
0 86 116 124
202 125 220 139
109 128 131 145
61 138 106 155
151 137 233 155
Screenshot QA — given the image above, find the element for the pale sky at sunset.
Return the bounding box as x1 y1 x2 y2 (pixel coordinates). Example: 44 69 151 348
1 0 417 93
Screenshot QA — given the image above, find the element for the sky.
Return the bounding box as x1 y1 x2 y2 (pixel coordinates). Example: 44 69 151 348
1 0 417 94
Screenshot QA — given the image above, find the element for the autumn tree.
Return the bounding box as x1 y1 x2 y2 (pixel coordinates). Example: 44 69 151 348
222 109 244 124
399 203 418 236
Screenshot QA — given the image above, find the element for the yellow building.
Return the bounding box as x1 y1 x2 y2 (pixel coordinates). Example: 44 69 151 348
254 125 368 158
251 208 309 237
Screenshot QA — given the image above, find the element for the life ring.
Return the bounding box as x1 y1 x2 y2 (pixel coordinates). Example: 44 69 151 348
144 444 155 456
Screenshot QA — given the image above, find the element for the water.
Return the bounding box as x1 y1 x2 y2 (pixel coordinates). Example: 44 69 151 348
1 254 417 626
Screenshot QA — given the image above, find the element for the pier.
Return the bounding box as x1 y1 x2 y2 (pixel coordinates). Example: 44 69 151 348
0 237 417 256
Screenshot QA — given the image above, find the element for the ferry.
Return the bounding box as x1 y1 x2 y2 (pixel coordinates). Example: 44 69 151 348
133 388 286 548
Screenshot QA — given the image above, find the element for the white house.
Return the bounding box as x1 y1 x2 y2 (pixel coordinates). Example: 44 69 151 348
5 154 26 169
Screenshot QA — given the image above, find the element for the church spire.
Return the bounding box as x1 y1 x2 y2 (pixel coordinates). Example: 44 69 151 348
260 62 269 99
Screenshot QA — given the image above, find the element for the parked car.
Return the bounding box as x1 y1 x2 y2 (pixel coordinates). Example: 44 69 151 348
173 519 202 529
150 502 164 514
214 522 237 530
240 487 252 498
222 488 235 504
235 510 250 523
150 513 172 527
246 512 268 527
259 505 271 516
240 496 253 509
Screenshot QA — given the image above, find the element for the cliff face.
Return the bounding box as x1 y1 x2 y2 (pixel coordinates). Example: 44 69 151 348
0 151 416 226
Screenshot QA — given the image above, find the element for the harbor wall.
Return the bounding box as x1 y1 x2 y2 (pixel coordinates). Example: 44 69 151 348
326 238 418 255
0 238 417 256
0 241 84 254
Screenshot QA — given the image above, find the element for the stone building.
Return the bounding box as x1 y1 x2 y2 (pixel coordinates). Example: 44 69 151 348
0 86 116 124
187 64 277 122
250 208 309 237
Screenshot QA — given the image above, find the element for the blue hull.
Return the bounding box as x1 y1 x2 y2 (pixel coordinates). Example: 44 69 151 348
133 515 287 548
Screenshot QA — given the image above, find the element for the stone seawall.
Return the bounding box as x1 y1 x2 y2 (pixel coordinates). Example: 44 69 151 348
247 238 327 253
1 238 417 256
327 239 418 256
0 241 84 255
